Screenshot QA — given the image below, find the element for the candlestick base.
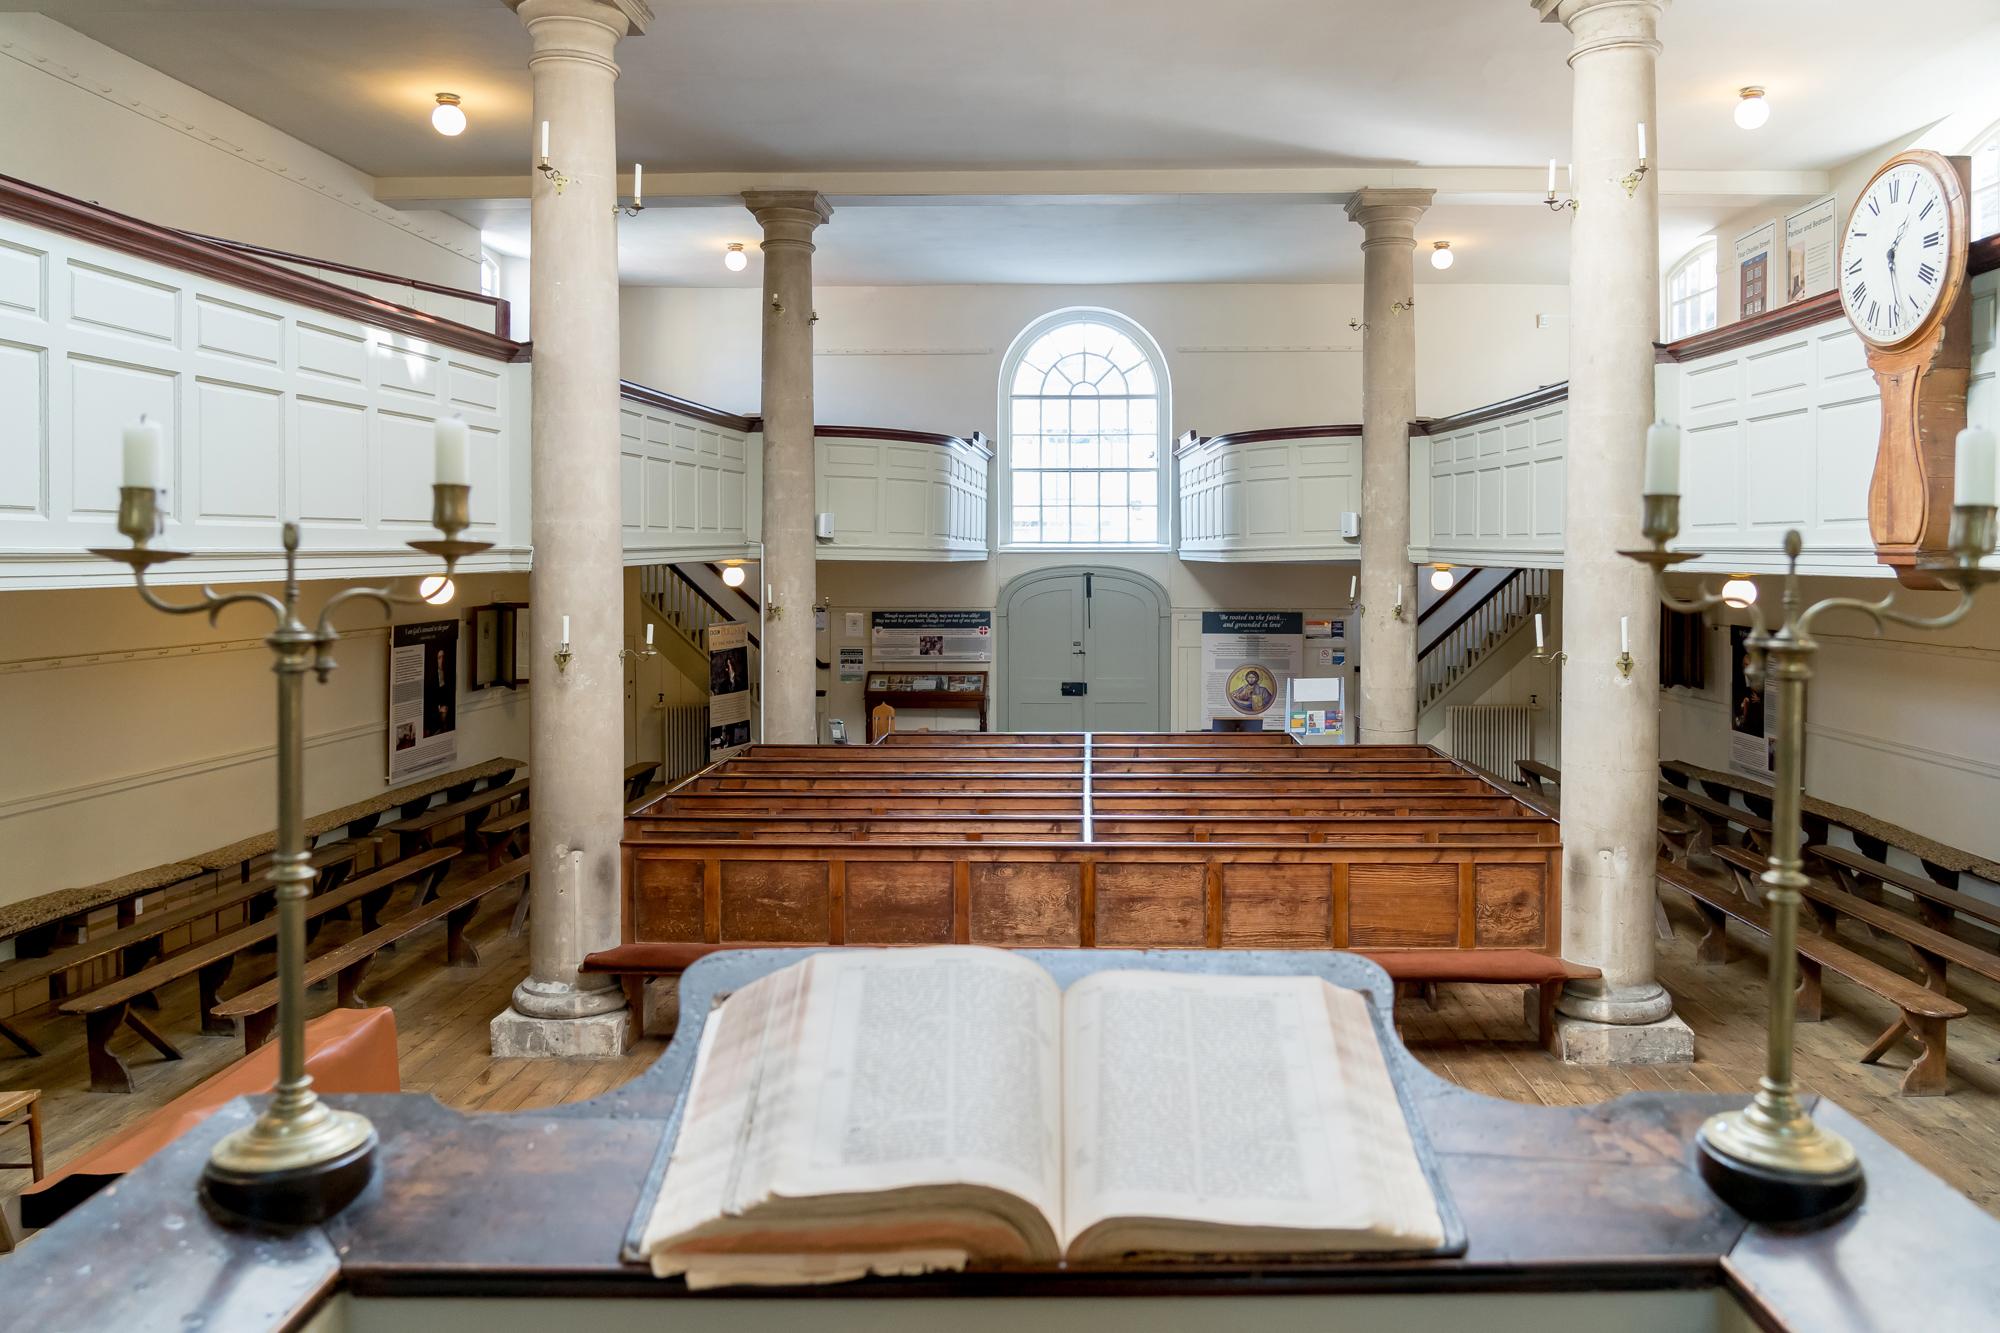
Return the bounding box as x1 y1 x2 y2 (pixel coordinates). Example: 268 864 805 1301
201 1111 377 1229
407 538 494 574
1696 1121 1864 1229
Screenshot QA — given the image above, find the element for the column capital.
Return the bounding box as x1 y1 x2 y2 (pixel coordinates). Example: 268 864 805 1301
1344 188 1433 243
511 0 652 42
1532 0 1664 61
744 190 833 247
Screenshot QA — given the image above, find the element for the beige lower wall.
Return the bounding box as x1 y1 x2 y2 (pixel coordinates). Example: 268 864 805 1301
1658 575 2000 864
0 573 532 914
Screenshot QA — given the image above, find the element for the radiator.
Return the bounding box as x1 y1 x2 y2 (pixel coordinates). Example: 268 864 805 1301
1446 705 1534 781
660 702 711 787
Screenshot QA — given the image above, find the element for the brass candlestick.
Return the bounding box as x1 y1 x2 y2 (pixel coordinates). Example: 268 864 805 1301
91 483 491 1227
1623 490 1999 1225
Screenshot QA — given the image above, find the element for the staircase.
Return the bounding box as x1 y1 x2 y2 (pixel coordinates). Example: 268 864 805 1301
1416 567 1549 712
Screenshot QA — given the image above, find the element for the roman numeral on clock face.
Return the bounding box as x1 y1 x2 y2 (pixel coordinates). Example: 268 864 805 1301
1918 262 1939 286
1924 231 1941 249
1851 280 1868 306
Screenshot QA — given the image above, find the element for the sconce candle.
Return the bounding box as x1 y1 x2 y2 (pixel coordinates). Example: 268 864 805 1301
646 622 654 646
1955 426 1998 508
1534 613 1545 651
1547 158 1556 194
1620 615 1630 655
434 417 471 486
1637 122 1647 160
122 417 165 490
561 614 571 642
1644 420 1681 496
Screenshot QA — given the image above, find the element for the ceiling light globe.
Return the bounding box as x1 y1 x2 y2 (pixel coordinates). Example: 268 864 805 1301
419 575 456 605
724 244 749 272
1733 89 1769 130
1721 577 1758 609
431 95 466 137
1429 566 1455 592
1430 242 1453 271
722 564 746 587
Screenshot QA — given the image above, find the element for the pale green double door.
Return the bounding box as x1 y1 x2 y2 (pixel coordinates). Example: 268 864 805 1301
998 567 1167 733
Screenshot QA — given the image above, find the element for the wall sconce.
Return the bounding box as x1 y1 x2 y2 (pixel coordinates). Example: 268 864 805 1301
1532 612 1567 666
431 93 466 137
724 243 748 272
1545 159 1578 213
619 622 660 662
537 120 569 195
555 613 573 672
1392 588 1406 621
1619 122 1650 198
1616 614 1635 677
770 294 785 315
615 162 645 217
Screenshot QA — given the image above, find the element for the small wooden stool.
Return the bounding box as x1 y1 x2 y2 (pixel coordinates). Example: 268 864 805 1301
0 1088 45 1251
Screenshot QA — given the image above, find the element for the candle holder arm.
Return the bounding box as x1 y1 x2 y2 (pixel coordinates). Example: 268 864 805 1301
131 565 285 627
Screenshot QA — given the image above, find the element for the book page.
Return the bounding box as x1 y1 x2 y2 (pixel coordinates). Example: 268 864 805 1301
1060 970 1442 1252
769 947 1065 1226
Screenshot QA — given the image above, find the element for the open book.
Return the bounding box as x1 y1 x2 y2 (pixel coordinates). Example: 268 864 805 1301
639 946 1447 1287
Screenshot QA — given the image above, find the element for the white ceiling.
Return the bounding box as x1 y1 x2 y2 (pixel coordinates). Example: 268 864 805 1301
22 1 2000 285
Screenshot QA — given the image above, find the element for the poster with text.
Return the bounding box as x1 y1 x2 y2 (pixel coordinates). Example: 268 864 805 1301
706 621 752 759
1201 611 1303 730
1727 625 1778 780
1735 221 1777 318
389 619 459 783
871 610 993 662
1784 195 1838 303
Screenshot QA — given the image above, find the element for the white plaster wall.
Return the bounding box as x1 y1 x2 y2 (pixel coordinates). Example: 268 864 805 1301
619 282 1570 434
0 572 531 909
0 16 480 288
1658 576 2000 862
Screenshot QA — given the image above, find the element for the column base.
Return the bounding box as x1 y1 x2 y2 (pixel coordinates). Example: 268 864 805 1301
1551 1011 1694 1066
1556 976 1674 1025
490 1005 629 1059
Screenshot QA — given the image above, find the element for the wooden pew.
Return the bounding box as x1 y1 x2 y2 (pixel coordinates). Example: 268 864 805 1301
382 778 528 855
211 859 528 1052
1657 780 1774 851
1656 857 1963 1095
1808 843 2000 936
1515 760 1705 864
59 848 457 1092
624 760 662 801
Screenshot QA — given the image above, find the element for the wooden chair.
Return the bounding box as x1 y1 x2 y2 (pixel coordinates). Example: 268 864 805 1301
870 701 896 742
0 1087 45 1253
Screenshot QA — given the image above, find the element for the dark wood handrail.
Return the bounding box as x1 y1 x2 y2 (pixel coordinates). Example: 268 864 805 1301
1412 383 1570 436
0 171 528 363
618 380 759 432
171 228 510 338
1175 423 1363 455
815 425 992 456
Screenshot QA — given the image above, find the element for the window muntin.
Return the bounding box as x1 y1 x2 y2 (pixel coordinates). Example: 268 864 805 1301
1666 242 1718 340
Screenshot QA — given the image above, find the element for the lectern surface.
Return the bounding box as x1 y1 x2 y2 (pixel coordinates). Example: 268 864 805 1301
8 949 2000 1331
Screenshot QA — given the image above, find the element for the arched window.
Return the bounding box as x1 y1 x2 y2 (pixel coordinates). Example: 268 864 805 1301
1000 309 1170 548
1665 240 1718 340
479 250 502 298
1969 122 2000 240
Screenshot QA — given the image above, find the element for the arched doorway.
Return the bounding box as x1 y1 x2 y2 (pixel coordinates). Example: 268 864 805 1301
996 566 1169 731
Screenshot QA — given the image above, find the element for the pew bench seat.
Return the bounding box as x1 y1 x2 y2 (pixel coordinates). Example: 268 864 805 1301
1657 857 1963 1095
625 760 662 801
211 858 529 1053
382 778 529 855
1808 843 2000 936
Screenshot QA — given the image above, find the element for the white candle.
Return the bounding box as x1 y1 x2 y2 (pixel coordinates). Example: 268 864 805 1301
1637 121 1647 161
1547 158 1556 195
1349 574 1357 601
1644 420 1681 496
561 614 571 644
646 622 655 646
1566 162 1574 192
540 120 551 160
1534 613 1545 651
1620 615 1631 655
122 416 165 490
434 416 470 486
1955 426 1998 508
632 162 642 202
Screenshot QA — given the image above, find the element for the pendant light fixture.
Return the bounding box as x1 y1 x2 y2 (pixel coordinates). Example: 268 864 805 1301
1430 241 1454 271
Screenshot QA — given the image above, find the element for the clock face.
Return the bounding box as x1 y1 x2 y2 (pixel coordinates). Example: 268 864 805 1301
1840 160 1954 346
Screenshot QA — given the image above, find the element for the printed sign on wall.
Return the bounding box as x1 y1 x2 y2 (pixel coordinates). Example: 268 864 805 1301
1727 624 1783 780
871 610 993 662
389 619 459 783
707 622 752 759
1200 611 1303 730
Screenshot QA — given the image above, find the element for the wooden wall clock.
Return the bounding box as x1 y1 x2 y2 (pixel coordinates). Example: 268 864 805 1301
1839 149 1972 586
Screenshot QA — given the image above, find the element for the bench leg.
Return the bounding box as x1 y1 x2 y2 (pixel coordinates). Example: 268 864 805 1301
1899 1014 1950 1096
445 901 481 968
85 1006 134 1094
509 880 532 936
623 975 648 1046
1795 957 1823 1023
1693 902 1731 963
243 1009 278 1054
124 1008 183 1064
336 958 375 1010
1535 980 1562 1053
198 959 237 1035
419 860 451 907
120 939 165 1009
361 887 393 935
0 1016 41 1059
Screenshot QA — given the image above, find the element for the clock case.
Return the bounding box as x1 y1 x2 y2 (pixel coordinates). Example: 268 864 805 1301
1840 150 1973 587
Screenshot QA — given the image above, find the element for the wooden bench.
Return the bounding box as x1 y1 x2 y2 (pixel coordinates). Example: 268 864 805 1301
625 760 662 801
382 778 528 855
212 858 528 1053
1516 758 1561 796
1808 843 2000 936
1658 780 1772 852
582 942 1597 1050
59 848 458 1092
1656 857 1964 1095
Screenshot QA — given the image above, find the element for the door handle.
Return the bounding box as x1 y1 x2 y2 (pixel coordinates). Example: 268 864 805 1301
1061 681 1087 696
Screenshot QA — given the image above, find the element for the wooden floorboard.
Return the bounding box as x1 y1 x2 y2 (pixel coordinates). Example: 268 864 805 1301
5 859 2000 1229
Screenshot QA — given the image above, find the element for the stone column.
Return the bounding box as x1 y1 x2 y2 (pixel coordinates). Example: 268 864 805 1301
1345 189 1432 745
744 190 832 744
490 0 650 1059
1536 0 1691 1064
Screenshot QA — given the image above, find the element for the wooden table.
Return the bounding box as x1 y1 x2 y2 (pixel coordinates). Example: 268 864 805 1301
10 948 2000 1329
